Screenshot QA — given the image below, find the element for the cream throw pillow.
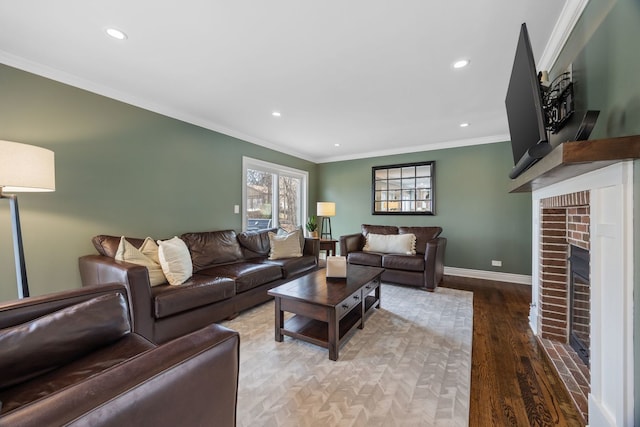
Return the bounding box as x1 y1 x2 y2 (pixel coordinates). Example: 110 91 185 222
268 229 302 260
363 233 416 255
115 237 167 286
157 237 193 286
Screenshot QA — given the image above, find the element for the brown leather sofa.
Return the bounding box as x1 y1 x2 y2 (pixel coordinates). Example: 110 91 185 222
0 283 239 427
340 224 446 291
79 228 319 344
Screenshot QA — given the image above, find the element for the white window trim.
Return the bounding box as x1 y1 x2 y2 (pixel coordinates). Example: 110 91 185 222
242 156 308 231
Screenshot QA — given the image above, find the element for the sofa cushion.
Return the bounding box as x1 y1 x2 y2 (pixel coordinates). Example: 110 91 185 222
93 235 146 258
263 255 317 278
382 254 425 272
115 237 167 286
399 226 442 255
199 263 282 294
363 233 416 255
0 292 130 389
237 228 277 258
181 230 244 271
361 224 399 236
347 251 383 267
152 274 236 319
158 237 193 286
0 334 154 415
268 229 302 260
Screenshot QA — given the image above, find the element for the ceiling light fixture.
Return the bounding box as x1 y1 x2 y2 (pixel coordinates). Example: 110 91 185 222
453 59 470 69
334 143 340 147
272 111 281 117
459 122 470 128
105 27 127 40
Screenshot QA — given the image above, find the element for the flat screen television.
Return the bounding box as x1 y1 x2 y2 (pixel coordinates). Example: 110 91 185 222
505 23 552 179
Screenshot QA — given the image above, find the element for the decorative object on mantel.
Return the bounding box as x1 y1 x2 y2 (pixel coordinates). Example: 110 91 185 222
317 202 335 239
325 255 347 278
372 161 435 215
0 140 56 298
509 135 640 193
305 215 318 238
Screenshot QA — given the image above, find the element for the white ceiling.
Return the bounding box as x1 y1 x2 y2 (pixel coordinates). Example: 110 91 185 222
0 1 582 163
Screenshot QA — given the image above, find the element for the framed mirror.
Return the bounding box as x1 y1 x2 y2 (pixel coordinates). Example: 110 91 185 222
372 161 435 215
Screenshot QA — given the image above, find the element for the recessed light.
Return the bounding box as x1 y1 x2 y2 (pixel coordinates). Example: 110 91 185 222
459 122 470 128
272 111 281 117
105 27 127 40
453 59 470 69
334 143 341 147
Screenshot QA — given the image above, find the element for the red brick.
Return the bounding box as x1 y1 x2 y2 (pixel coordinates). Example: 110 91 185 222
542 236 568 245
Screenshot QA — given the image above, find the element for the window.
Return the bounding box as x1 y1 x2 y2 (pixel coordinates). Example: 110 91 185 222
372 161 435 215
242 157 308 232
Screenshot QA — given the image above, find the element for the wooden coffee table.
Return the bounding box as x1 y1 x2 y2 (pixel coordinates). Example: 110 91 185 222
268 265 383 361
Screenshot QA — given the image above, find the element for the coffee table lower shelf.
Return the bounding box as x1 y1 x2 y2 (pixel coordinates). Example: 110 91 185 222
279 295 380 355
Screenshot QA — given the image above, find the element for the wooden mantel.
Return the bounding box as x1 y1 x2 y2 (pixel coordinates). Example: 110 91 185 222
509 135 640 193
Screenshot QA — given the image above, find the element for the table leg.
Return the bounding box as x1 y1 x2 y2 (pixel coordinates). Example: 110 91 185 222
274 297 283 342
358 292 365 329
328 309 339 361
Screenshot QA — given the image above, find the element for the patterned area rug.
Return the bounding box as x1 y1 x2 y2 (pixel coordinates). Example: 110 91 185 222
222 284 473 427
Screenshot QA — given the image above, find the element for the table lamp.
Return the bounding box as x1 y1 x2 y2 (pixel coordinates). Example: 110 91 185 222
317 202 336 239
0 140 55 298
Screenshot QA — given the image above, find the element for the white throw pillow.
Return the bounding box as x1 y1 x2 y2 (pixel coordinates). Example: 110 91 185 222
157 237 193 286
363 233 416 255
268 229 302 260
115 237 167 286
139 237 161 265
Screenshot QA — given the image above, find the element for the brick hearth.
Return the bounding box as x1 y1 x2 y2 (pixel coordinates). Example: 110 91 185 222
537 190 590 424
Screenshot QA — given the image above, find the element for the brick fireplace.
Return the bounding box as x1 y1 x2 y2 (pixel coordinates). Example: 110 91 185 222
529 162 635 426
538 190 591 422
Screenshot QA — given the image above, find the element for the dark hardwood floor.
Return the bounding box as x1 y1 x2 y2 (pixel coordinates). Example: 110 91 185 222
441 276 584 427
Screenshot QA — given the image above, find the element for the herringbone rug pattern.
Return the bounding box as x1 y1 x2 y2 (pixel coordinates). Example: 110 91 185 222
222 284 473 427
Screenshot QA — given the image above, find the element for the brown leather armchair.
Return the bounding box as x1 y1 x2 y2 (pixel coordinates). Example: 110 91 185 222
0 284 239 426
340 224 446 291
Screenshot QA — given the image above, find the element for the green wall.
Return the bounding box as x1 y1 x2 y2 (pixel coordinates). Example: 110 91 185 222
552 0 640 421
318 142 532 275
0 64 318 301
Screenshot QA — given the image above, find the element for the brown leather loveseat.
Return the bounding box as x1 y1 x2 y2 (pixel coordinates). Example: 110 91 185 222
0 283 239 426
79 228 319 344
340 224 446 291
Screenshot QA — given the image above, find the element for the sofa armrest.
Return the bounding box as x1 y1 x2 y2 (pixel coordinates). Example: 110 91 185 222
0 324 240 427
339 233 365 256
423 237 447 291
78 255 154 341
0 283 129 329
303 237 320 261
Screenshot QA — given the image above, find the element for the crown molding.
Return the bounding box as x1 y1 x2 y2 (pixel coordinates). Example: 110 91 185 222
538 0 591 72
0 51 316 163
316 134 510 164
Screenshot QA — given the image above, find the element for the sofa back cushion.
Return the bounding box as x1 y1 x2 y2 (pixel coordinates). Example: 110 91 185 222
0 292 131 389
181 230 244 271
361 224 399 236
93 235 146 258
237 228 277 258
398 226 442 255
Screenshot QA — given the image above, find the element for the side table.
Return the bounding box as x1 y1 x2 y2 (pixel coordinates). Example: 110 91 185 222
319 239 338 257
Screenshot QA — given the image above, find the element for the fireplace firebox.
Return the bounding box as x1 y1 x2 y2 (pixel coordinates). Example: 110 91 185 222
568 244 590 365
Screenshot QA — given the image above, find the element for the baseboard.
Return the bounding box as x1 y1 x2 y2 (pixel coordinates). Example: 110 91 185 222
444 267 532 285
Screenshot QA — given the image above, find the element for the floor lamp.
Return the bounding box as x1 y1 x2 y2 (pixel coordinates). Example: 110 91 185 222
0 140 56 299
317 202 336 240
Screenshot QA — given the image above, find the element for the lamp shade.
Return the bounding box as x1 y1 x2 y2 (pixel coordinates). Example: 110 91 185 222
0 140 55 192
317 202 335 217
